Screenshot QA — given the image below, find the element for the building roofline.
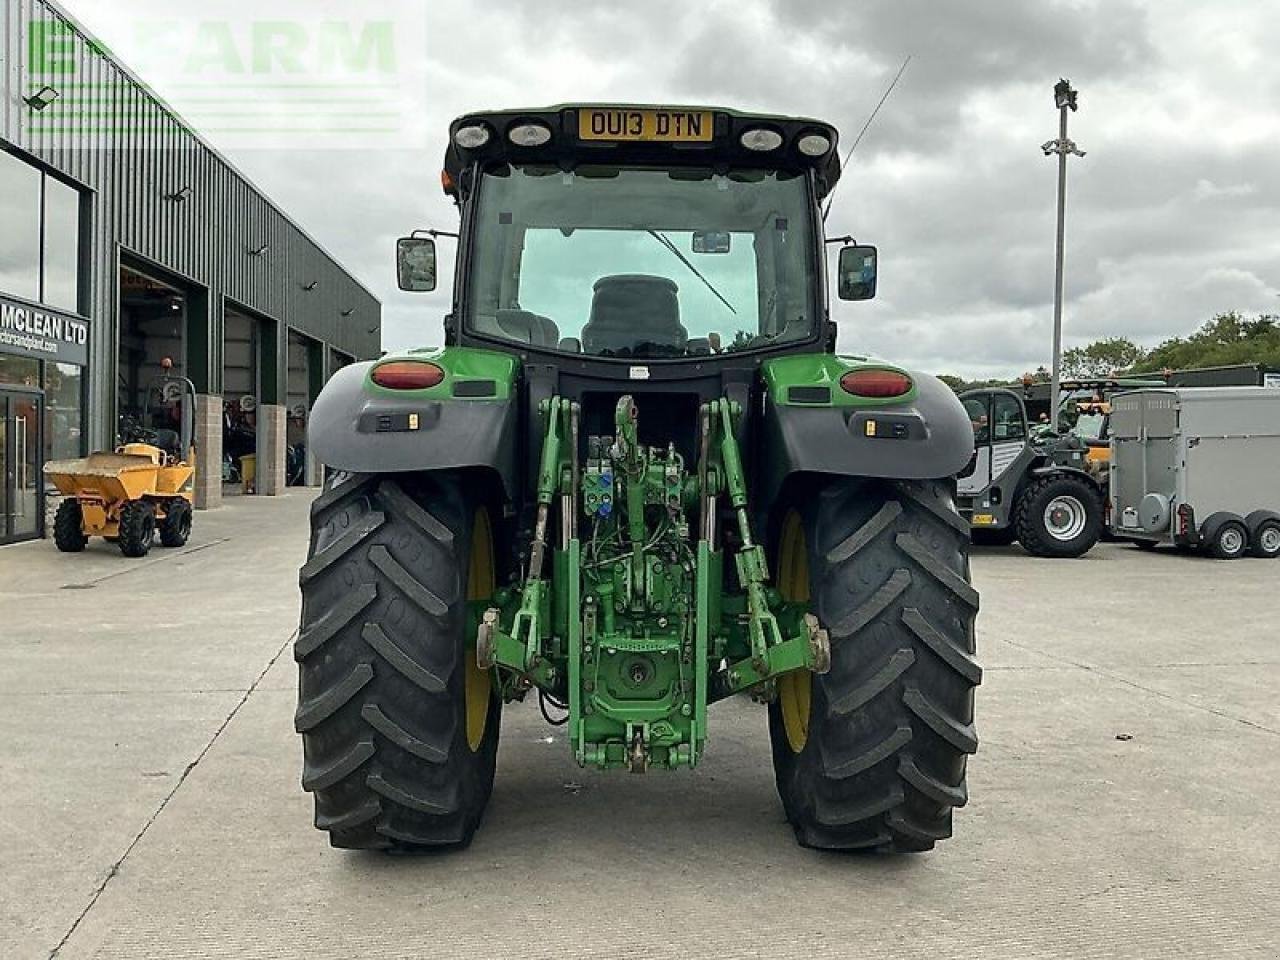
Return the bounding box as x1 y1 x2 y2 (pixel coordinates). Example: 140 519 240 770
40 0 381 306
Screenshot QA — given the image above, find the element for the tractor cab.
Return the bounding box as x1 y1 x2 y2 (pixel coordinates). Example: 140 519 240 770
396 105 876 370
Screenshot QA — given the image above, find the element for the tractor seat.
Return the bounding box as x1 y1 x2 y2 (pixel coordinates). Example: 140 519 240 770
582 275 687 354
495 309 560 348
150 428 182 460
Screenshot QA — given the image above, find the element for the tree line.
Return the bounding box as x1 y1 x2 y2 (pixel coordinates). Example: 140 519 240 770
939 312 1279 390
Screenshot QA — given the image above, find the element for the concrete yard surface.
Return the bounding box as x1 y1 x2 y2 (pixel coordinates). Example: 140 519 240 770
1 491 1278 959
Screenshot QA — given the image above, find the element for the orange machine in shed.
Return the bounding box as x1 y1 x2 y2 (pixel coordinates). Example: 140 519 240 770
45 367 196 558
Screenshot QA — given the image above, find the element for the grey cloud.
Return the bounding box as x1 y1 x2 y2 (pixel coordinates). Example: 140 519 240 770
63 1 1280 378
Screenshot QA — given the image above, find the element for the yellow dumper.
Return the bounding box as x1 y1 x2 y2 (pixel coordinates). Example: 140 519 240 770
45 371 196 558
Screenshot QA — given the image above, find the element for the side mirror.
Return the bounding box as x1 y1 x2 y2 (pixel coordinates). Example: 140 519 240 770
397 236 437 292
837 244 878 301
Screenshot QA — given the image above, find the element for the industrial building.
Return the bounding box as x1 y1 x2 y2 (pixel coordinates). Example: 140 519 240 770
1 0 381 545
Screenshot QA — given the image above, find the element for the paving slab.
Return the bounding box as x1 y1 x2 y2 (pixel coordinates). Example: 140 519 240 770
0 492 314 960
3 506 1277 959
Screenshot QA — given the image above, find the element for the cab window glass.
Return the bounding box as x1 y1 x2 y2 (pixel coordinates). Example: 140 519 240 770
962 396 989 445
991 394 1026 442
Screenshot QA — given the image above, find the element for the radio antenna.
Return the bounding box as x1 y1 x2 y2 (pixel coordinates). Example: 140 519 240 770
823 54 912 222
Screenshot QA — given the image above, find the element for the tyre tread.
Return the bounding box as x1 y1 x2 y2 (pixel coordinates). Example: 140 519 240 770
769 478 980 853
296 474 499 851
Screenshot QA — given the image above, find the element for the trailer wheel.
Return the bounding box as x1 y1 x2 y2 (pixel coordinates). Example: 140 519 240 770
54 499 88 552
1014 474 1102 558
118 500 156 558
296 472 501 850
768 478 980 852
1245 512 1280 559
1207 519 1249 560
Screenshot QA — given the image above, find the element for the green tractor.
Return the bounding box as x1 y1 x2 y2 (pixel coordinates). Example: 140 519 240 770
296 105 980 852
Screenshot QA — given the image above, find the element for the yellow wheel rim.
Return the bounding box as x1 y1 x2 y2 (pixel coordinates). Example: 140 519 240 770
465 507 495 752
777 511 812 754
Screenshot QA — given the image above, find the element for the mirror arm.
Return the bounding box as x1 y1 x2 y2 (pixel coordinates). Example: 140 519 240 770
413 228 459 240
824 235 857 245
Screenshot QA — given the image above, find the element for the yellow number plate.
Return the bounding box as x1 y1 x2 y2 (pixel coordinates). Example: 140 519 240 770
578 108 714 143
972 514 996 526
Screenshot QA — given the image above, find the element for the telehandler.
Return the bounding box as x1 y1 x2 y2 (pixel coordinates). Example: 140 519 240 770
297 106 980 852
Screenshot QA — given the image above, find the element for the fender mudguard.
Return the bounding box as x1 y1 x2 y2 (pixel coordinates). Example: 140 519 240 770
1245 509 1280 536
759 355 976 505
1029 463 1099 488
308 348 520 498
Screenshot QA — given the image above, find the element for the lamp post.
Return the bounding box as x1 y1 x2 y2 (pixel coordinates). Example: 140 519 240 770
1041 79 1085 428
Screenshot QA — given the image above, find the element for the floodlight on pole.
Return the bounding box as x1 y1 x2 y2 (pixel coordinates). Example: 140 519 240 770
1042 78 1085 429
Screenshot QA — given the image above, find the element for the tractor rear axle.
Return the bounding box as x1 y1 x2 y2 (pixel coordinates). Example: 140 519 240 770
480 394 829 770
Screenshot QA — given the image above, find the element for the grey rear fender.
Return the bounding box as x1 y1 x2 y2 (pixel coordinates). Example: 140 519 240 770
759 357 976 506
308 354 519 499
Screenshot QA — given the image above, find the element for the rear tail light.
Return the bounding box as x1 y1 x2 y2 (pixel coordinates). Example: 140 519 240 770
1176 503 1191 537
371 361 445 390
840 369 913 398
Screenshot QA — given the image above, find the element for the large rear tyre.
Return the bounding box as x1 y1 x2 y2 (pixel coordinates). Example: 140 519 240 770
1014 474 1102 558
296 472 501 850
54 499 88 552
768 479 981 852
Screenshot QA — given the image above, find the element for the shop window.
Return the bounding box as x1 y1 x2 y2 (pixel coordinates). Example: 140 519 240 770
0 151 42 302
0 355 41 388
43 177 82 313
45 362 84 461
0 149 83 312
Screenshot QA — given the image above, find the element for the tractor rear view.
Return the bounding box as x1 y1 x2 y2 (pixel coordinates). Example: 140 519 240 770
296 106 981 852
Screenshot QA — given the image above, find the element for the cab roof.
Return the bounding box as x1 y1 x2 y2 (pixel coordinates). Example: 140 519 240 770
442 104 842 201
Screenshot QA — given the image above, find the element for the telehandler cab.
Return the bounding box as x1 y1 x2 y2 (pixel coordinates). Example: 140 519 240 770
296 106 980 851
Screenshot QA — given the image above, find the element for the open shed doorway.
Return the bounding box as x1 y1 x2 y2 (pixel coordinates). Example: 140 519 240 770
287 330 322 486
117 265 188 445
222 306 264 491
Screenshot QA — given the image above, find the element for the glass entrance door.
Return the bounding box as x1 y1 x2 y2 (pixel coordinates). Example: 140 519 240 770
1 390 44 544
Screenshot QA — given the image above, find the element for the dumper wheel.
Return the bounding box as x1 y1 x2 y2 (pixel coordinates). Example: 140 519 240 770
296 471 501 850
54 499 88 553
769 478 980 852
1014 474 1102 558
117 500 156 558
159 500 193 548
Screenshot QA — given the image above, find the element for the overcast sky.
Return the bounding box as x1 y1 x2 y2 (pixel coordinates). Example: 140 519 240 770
63 0 1280 378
